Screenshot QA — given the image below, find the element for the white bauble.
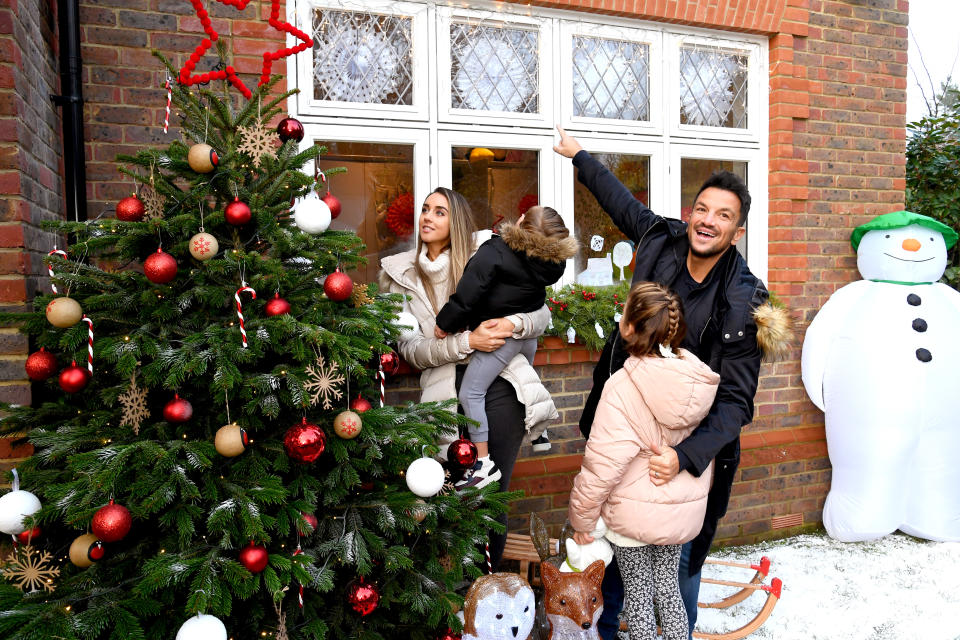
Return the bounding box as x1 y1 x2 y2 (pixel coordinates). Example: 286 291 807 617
293 192 332 234
405 457 445 497
0 490 41 535
396 311 420 342
176 614 227 640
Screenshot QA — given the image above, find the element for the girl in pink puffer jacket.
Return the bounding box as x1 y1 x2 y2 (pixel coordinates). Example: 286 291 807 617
568 282 720 640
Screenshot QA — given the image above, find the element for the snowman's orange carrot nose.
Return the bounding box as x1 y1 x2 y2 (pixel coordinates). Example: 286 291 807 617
902 238 921 252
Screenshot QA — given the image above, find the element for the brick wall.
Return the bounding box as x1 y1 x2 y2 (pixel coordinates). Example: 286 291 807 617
0 0 910 547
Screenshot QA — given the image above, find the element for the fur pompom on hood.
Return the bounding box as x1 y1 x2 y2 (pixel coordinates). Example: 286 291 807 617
754 302 794 362
499 223 579 264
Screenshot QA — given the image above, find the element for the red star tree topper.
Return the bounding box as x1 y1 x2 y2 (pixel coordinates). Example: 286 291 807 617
179 0 313 100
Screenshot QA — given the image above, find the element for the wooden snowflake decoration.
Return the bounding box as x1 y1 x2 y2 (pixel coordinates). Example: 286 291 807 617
140 186 164 220
438 470 455 496
2 546 60 593
236 122 278 168
351 284 374 308
118 372 149 435
304 353 344 409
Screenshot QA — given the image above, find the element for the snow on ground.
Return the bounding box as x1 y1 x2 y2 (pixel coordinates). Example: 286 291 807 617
693 533 960 640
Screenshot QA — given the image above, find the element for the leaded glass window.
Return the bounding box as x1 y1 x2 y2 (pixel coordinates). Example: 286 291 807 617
312 9 413 105
572 36 650 121
450 21 539 114
679 45 748 128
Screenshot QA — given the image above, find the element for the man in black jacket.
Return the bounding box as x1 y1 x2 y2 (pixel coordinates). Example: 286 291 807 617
554 127 767 639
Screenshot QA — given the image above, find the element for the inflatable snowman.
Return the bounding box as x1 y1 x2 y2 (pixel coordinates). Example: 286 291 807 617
801 211 960 542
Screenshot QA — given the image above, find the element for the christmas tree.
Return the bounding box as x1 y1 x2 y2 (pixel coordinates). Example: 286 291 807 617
0 53 511 640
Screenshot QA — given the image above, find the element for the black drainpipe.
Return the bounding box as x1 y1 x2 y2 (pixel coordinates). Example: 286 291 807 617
51 0 87 222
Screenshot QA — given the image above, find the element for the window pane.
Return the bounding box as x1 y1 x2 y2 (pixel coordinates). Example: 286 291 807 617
679 45 748 128
680 158 747 256
312 9 413 105
572 36 649 121
450 21 539 113
574 154 650 284
451 147 539 232
317 141 415 283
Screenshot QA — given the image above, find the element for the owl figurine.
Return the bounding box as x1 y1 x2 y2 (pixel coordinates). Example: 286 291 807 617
462 573 536 640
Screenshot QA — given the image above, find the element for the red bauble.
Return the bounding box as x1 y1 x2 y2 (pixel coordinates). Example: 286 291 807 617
276 117 305 143
144 248 177 284
224 197 252 226
321 192 341 219
25 348 58 381
438 630 463 640
163 394 193 423
283 418 327 463
379 351 400 376
446 437 478 470
59 361 89 393
323 269 353 302
298 512 319 536
91 499 132 543
264 292 291 317
15 527 41 545
116 195 146 222
239 541 269 573
346 578 380 616
349 394 372 413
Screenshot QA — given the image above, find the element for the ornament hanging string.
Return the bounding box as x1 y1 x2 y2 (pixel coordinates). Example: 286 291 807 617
235 282 257 348
81 315 94 375
224 390 231 424
162 77 172 134
47 248 68 294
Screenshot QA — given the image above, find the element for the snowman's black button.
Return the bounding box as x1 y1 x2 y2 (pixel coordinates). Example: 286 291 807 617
912 318 928 332
907 294 921 306
916 348 932 362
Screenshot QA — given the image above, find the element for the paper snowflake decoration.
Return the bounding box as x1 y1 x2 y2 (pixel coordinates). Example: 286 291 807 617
118 372 149 435
236 122 278 168
351 284 374 308
304 353 344 409
2 546 60 593
140 186 164 220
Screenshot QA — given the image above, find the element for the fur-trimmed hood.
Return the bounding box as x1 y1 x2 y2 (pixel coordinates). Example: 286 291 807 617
753 302 794 362
499 223 579 264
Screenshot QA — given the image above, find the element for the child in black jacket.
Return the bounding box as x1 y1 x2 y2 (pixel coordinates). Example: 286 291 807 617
435 206 578 489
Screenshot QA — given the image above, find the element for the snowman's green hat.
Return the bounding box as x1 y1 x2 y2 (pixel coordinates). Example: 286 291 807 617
851 210 958 251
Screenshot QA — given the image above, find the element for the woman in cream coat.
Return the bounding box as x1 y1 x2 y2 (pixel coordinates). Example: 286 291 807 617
379 187 557 569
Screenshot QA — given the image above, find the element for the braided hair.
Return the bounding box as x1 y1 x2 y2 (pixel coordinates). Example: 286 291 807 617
620 282 687 358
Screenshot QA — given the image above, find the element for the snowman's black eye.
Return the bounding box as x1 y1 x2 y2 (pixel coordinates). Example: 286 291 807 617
496 613 503 620
931 237 935 241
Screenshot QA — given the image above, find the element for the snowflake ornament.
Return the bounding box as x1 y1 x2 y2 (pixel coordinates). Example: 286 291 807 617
2 546 60 593
118 372 149 434
351 284 374 308
140 186 165 220
304 353 344 409
236 122 279 168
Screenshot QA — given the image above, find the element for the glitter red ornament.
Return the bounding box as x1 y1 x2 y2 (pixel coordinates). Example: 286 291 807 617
224 197 252 226
276 117 304 143
264 292 291 317
163 394 193 423
144 248 177 284
283 418 326 463
446 437 478 470
323 268 353 302
15 527 41 545
116 195 146 222
298 512 319 536
380 351 400 376
321 192 341 219
25 348 58 381
438 629 462 640
346 578 380 616
59 361 90 393
239 541 269 573
349 394 372 413
91 499 132 543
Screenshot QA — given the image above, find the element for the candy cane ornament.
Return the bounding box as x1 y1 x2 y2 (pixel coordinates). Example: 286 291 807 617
378 361 385 409
81 315 94 375
234 283 257 348
162 77 172 134
292 545 305 609
47 249 68 294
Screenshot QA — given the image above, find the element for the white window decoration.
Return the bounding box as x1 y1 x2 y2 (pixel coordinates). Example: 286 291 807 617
678 44 748 128
450 20 539 113
312 8 413 105
572 36 650 121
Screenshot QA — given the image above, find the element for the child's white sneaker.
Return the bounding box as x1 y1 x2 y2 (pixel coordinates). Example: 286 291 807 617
531 432 551 453
455 456 501 490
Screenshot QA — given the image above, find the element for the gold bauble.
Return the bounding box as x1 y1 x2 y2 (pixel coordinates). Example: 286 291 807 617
409 498 428 524
333 410 362 439
45 297 83 328
188 232 219 261
214 423 248 457
187 143 218 173
69 533 103 568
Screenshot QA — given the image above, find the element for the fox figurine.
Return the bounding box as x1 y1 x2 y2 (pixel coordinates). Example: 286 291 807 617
541 559 604 640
